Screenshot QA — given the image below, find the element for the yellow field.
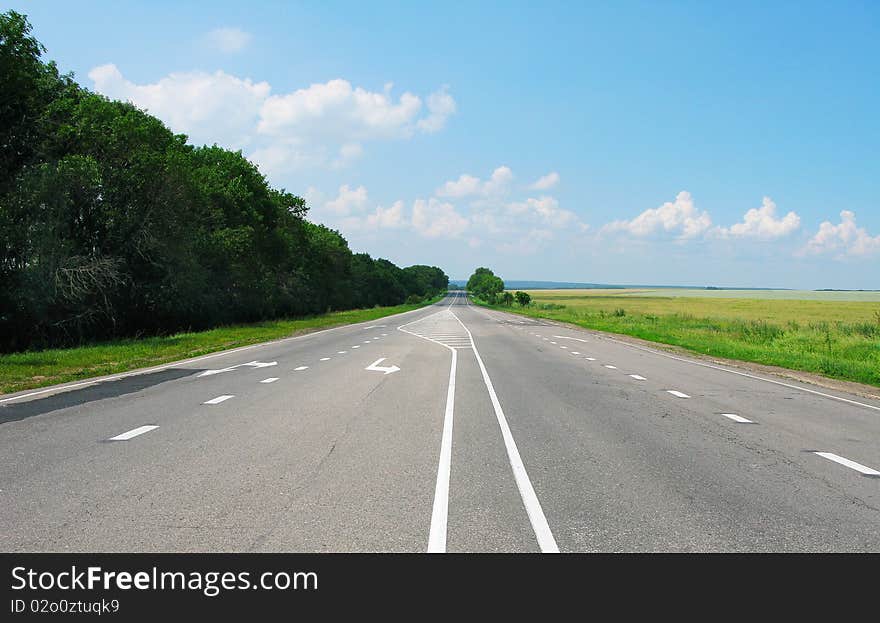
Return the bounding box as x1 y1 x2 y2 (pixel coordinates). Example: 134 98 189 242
523 289 880 325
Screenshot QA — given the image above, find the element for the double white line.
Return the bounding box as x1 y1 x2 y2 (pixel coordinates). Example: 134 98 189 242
404 293 559 553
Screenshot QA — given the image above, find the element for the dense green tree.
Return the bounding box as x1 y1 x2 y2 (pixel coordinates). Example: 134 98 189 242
500 291 514 306
466 267 504 304
0 11 448 352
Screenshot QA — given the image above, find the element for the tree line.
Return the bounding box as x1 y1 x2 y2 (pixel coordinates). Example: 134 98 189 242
0 12 447 352
465 267 530 306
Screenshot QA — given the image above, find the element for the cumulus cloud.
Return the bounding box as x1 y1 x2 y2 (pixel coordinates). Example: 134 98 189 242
802 210 880 258
412 198 469 238
529 172 560 190
88 64 269 149
258 79 425 141
603 191 712 239
89 66 455 175
716 197 800 239
203 27 252 53
507 196 578 228
324 184 368 216
436 166 513 199
364 200 406 229
417 86 456 133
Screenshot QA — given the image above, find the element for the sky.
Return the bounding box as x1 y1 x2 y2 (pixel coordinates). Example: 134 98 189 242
11 0 880 288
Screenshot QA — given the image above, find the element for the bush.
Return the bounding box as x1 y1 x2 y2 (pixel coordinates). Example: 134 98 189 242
514 291 531 306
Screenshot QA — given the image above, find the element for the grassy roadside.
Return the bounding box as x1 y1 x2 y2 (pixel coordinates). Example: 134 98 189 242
0 296 443 395
473 292 880 389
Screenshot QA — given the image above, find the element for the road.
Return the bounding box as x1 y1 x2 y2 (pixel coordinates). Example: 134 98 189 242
2 292 879 552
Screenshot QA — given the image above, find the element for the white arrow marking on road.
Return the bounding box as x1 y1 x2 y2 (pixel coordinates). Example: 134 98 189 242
365 358 400 375
198 361 276 377
198 367 237 377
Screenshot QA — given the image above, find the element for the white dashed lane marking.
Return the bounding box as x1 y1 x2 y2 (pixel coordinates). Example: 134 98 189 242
666 390 691 398
629 374 646 381
721 413 753 423
203 395 234 405
260 378 279 384
604 365 617 370
294 366 309 371
108 425 158 441
813 452 880 476
337 351 346 354
320 357 330 361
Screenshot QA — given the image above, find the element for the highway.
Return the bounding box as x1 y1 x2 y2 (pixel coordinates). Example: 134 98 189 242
2 292 879 552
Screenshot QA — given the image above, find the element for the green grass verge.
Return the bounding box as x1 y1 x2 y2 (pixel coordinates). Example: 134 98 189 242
475 292 880 388
0 296 443 395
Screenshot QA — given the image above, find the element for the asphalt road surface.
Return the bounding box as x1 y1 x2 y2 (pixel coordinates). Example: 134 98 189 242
2 292 879 552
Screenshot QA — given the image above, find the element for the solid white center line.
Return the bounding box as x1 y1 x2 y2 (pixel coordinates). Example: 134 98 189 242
813 452 880 476
294 366 309 371
260 378 279 384
320 357 330 361
203 395 234 405
629 374 646 380
604 364 617 369
427 348 457 553
666 390 691 398
721 413 753 423
450 309 559 553
108 425 158 441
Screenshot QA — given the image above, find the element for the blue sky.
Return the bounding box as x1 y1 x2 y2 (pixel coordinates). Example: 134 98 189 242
12 0 880 287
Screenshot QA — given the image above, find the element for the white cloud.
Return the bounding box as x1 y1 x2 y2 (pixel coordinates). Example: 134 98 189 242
803 210 880 258
507 196 578 228
529 172 560 190
88 64 269 149
417 86 456 133
258 79 424 141
437 174 481 198
436 166 513 198
412 198 469 238
603 191 712 239
203 27 252 53
364 200 406 229
89 66 455 176
717 197 800 239
324 184 368 216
